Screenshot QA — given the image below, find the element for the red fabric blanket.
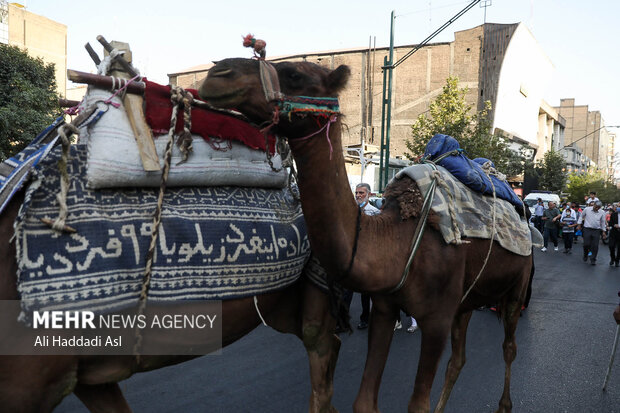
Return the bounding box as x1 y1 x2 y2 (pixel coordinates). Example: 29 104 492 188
144 80 274 152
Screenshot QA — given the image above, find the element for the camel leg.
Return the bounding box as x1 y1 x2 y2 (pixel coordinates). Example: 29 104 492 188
74 382 132 413
496 301 521 413
433 311 473 413
301 282 340 413
353 299 398 413
407 317 453 413
0 355 78 413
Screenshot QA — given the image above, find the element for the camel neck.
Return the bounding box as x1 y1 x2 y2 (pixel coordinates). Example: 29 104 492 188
287 118 409 291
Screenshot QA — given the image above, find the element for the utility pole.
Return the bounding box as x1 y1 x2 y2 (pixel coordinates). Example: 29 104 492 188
378 1 481 191
379 10 395 191
481 0 492 23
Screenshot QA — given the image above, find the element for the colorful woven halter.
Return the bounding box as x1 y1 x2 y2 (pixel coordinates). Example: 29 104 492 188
277 96 340 118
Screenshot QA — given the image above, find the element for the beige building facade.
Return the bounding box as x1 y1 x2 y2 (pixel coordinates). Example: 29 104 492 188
556 98 611 173
1 1 67 96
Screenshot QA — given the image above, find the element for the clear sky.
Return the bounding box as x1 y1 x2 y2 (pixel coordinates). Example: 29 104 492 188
20 0 620 128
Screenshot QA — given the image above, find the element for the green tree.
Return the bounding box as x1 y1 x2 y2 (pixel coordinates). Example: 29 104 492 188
535 149 567 193
0 44 60 161
405 76 530 176
565 170 620 204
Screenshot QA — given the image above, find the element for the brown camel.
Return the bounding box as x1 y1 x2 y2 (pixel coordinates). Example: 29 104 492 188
0 145 341 411
199 57 533 413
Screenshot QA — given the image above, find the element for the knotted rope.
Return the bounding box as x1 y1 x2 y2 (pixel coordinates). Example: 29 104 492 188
133 86 186 359
173 87 194 164
40 124 79 233
41 102 103 233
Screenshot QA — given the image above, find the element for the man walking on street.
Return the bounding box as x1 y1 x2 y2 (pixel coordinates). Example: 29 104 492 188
534 198 545 233
541 201 561 252
608 203 620 267
578 200 607 265
354 183 379 330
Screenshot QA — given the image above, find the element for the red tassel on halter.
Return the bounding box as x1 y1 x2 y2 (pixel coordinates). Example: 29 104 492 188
243 34 267 58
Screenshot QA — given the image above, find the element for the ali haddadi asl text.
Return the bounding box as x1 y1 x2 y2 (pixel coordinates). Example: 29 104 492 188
34 335 121 347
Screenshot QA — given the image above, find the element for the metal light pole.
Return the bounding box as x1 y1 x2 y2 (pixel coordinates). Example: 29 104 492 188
377 1 481 191
379 10 395 191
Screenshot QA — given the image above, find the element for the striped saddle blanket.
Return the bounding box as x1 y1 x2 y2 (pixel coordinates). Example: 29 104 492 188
15 145 324 318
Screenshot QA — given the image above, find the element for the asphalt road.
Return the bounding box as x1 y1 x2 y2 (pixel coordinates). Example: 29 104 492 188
56 242 620 413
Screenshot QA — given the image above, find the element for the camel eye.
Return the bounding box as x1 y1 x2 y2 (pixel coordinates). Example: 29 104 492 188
288 72 301 81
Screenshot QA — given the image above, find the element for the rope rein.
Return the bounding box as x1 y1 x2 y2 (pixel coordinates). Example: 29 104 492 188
460 161 498 303
388 155 502 297
386 163 438 294
133 86 187 359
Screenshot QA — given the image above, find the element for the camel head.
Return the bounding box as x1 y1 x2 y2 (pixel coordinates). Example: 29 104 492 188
199 58 275 125
200 58 350 135
271 61 350 138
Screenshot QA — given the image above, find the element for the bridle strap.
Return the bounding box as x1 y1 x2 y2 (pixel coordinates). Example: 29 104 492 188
259 60 283 102
288 114 337 159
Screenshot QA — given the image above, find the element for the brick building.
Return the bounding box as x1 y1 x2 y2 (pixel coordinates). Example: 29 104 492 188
170 23 559 189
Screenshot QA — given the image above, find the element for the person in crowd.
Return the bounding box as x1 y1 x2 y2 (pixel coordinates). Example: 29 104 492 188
608 203 620 267
587 191 600 206
353 183 379 330
541 201 561 252
533 198 545 233
578 200 607 265
571 202 582 243
560 207 578 254
336 183 380 333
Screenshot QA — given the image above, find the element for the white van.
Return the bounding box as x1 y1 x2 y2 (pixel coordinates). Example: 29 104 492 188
523 191 561 215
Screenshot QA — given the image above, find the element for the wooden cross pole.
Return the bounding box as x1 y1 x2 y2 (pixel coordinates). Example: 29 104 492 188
99 36 160 172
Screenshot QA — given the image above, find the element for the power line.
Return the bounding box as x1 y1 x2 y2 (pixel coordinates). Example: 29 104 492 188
390 0 481 69
394 1 473 18
562 126 620 149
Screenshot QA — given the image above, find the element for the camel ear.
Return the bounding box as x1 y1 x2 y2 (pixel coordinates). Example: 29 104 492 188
326 65 350 93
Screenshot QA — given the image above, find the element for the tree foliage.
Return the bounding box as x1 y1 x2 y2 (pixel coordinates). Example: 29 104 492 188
405 76 529 177
565 170 620 204
535 149 567 193
0 44 60 161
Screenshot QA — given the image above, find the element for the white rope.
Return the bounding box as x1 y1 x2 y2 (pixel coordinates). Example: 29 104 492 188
44 124 79 233
254 296 268 327
461 161 498 303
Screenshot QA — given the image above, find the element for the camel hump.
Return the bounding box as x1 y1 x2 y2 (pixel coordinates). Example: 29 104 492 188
396 164 532 256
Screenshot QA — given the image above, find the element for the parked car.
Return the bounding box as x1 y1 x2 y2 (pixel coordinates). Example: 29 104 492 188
523 191 561 215
369 196 385 210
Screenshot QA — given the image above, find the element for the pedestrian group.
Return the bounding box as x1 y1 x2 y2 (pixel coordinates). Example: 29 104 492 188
536 191 619 266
